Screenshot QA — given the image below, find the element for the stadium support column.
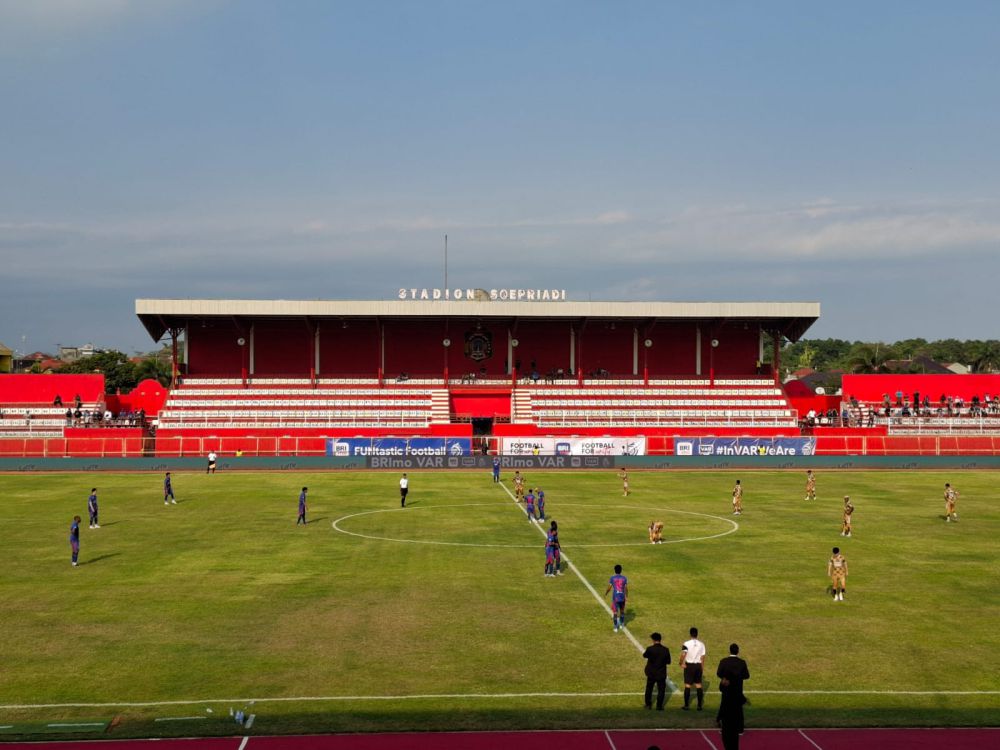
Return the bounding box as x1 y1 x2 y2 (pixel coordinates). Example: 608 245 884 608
308 320 317 387
378 319 384 387
169 328 179 388
773 331 781 386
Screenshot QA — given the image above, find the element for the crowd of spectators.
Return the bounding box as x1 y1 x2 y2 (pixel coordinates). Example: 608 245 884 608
64 407 147 429
838 390 1000 427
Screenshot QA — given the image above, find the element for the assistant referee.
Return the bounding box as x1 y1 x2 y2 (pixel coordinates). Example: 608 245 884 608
680 626 706 710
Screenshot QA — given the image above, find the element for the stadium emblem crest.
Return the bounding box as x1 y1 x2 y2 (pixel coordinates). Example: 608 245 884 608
464 330 493 361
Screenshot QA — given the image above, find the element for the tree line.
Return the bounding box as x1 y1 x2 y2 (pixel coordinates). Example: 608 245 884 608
764 337 1000 375
41 350 173 393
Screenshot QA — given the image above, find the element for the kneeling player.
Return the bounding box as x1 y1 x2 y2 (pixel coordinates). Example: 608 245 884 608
828 546 848 601
648 520 664 544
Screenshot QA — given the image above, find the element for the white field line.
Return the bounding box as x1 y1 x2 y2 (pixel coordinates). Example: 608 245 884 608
46 722 105 727
799 728 825 749
331 502 737 548
1 689 998 711
153 716 208 722
497 481 646 653
603 728 619 750
699 729 720 749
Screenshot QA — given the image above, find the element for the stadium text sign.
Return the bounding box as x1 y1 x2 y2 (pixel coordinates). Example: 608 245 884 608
674 437 817 457
501 436 646 456
328 437 471 457
398 288 567 301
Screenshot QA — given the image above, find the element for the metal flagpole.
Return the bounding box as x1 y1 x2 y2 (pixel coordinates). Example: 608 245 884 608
444 234 448 292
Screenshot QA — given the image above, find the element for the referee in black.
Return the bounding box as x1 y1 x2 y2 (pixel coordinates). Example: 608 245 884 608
642 632 671 710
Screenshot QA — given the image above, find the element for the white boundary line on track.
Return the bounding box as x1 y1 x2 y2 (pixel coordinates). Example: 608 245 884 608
699 729 720 749
238 737 249 750
799 728 825 749
496 481 647 653
331 502 737 548
603 728 619 749
2 689 998 710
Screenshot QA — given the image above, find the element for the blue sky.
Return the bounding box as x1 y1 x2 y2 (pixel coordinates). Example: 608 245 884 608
2 0 999 355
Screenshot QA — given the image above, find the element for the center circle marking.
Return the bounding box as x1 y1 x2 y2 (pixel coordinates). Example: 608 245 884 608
332 502 738 548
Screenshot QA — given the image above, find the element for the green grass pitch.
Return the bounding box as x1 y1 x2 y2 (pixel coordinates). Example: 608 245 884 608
0 468 998 738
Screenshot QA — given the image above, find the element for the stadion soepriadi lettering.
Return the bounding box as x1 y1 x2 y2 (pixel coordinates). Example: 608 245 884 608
398 288 567 301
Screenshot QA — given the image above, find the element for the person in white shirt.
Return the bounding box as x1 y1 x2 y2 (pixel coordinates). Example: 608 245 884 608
207 451 218 474
399 473 409 507
680 626 707 711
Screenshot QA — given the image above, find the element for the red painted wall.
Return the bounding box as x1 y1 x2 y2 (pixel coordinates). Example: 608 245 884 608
710 322 761 376
181 316 767 381
0 374 105 402
579 325 634 376
384 320 448 376
106 379 169 415
253 320 311 375
187 322 244 375
842 374 1000 402
511 321 571 376
645 322 697 376
450 391 511 418
319 321 380 376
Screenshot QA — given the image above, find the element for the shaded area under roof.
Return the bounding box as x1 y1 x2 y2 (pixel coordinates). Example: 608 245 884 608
136 298 820 343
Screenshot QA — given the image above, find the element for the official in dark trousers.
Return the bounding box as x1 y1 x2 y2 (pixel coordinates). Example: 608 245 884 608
642 632 672 710
716 643 750 750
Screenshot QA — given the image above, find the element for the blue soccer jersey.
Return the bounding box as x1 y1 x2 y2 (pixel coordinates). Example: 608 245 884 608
299 492 307 511
69 520 80 542
87 493 98 513
609 574 628 601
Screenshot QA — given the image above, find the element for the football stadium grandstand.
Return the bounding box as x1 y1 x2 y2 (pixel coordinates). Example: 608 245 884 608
2 296 1000 456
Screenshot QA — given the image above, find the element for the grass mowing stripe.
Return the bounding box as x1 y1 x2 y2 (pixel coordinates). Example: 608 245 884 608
497 481 646 653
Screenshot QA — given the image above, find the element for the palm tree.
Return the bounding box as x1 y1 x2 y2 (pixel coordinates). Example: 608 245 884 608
967 340 1000 373
846 343 897 374
134 357 172 387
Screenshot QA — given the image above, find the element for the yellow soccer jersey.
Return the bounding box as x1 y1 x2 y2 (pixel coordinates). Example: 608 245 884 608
733 485 743 500
828 554 847 576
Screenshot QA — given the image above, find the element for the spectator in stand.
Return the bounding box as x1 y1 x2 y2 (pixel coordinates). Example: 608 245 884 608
866 409 875 428
74 393 82 408
104 408 113 422
65 408 73 426
923 394 931 410
895 389 903 406
913 391 920 410
73 407 82 425
53 394 63 407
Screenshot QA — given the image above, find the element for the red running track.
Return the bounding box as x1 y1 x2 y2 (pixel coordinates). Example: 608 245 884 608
3 728 999 750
